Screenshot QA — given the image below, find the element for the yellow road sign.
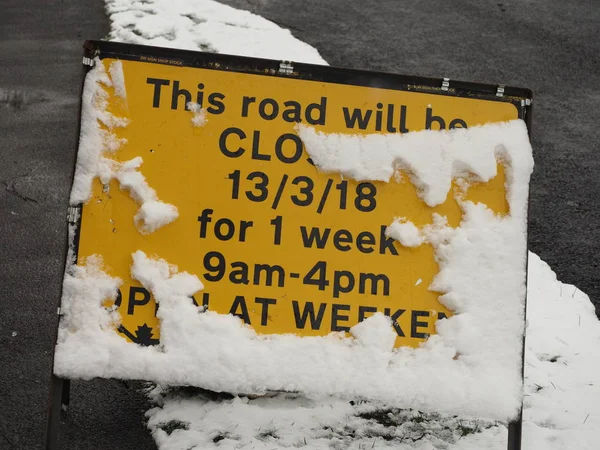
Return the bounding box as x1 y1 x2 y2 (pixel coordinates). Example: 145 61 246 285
75 42 530 348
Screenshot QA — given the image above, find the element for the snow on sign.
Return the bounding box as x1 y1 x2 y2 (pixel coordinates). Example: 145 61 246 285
52 41 533 422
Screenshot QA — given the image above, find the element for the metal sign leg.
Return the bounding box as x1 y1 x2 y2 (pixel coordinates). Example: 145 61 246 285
61 379 71 410
507 417 522 450
45 375 66 450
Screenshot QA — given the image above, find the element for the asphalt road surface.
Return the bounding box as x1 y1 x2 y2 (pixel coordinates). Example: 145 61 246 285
1 1 155 449
1 1 598 449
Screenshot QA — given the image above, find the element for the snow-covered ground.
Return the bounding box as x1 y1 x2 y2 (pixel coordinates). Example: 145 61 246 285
104 0 326 63
94 1 600 448
140 253 600 450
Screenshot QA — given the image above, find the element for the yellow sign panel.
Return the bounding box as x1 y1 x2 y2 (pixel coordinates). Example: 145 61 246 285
77 54 519 348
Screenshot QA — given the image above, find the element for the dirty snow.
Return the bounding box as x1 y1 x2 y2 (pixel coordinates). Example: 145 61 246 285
145 387 506 450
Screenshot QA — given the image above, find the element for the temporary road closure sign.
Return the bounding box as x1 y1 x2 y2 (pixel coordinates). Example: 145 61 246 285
72 40 532 349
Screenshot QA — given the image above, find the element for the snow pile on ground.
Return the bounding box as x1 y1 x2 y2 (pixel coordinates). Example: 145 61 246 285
522 253 600 449
105 0 326 64
145 388 507 450
143 253 600 450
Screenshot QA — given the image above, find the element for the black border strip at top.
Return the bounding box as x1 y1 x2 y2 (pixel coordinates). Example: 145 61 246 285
85 40 533 122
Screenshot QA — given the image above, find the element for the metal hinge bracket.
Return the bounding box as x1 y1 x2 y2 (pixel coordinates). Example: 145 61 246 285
521 98 533 107
82 57 95 67
496 85 505 98
441 78 450 91
278 61 294 75
67 206 78 224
